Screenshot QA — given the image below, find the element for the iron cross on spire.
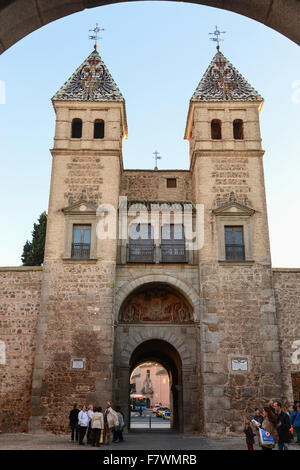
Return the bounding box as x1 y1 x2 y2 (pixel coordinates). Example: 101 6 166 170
89 23 104 50
153 150 162 169
209 26 226 50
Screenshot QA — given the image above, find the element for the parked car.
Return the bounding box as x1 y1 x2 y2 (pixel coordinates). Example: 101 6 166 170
157 407 170 417
162 410 171 420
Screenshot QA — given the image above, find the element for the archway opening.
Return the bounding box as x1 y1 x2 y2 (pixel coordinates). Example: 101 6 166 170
128 339 183 432
130 361 171 430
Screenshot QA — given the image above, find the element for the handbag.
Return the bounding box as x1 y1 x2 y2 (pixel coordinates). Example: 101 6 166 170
259 428 275 447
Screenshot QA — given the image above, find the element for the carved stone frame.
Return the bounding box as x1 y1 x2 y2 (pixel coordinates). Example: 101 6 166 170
216 215 253 262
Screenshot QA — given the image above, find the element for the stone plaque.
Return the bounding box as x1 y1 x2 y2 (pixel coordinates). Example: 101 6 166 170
231 358 248 371
71 358 85 370
0 341 5 365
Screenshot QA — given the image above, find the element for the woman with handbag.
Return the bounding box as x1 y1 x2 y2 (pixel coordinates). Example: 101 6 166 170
254 406 278 451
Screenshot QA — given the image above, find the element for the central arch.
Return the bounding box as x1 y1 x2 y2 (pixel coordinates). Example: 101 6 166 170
0 0 299 54
129 339 183 431
113 280 202 433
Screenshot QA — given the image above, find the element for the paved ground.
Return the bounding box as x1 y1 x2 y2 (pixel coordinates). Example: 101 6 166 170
0 431 300 451
131 412 170 429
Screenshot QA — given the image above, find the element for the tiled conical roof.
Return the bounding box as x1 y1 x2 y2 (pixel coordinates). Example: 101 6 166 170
52 48 124 102
191 50 263 102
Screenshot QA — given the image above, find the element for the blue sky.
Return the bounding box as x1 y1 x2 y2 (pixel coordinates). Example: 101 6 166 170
0 1 299 267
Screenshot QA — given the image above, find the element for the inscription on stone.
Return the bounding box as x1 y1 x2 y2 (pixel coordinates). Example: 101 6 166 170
71 358 85 370
231 357 248 371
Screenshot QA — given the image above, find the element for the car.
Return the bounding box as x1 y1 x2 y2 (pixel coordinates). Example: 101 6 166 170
157 407 170 417
152 404 162 413
162 411 171 420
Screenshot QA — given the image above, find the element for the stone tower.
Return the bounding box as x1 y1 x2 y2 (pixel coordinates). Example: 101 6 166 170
29 47 127 431
185 49 283 433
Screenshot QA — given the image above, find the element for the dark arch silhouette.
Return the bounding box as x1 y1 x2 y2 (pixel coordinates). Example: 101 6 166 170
0 0 299 55
129 339 183 431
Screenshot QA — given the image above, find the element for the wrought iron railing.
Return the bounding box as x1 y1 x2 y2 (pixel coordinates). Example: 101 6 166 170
225 244 245 261
71 243 90 259
127 244 155 263
161 243 186 263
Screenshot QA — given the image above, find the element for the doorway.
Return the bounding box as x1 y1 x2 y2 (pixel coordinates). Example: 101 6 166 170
128 339 183 432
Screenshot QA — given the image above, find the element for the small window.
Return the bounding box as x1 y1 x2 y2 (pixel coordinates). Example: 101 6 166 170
225 226 245 261
233 119 244 140
94 119 105 139
71 225 91 258
166 178 177 188
211 119 222 140
71 118 82 138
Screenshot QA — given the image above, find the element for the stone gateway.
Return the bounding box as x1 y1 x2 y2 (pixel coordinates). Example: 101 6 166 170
0 45 299 435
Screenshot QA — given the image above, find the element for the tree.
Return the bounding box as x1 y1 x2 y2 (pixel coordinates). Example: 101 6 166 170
21 211 47 266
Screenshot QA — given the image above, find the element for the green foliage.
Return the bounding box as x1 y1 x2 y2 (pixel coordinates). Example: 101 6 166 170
21 211 47 266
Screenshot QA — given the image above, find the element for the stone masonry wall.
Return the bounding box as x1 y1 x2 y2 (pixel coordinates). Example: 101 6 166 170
121 170 192 201
0 268 42 432
200 262 283 434
30 259 116 434
273 269 300 404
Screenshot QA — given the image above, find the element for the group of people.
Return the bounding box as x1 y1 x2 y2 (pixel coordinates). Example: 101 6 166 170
244 400 300 451
69 401 125 447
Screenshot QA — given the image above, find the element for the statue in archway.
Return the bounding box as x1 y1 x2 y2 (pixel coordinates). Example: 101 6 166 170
141 369 153 395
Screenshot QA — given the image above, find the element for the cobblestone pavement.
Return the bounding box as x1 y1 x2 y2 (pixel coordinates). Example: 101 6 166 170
0 431 300 451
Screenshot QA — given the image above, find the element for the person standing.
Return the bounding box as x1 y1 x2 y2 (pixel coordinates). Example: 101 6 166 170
254 406 278 451
274 401 291 450
69 403 79 442
114 406 125 443
91 407 104 447
253 408 264 426
87 404 94 444
78 405 89 445
103 401 119 445
290 403 300 444
243 419 255 450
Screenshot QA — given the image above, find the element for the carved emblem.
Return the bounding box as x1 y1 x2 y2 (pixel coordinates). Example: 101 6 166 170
119 287 193 323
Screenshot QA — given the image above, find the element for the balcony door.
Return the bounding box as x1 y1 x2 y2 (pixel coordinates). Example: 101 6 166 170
128 224 154 262
161 224 186 262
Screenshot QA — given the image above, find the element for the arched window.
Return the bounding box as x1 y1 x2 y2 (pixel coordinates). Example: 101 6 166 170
71 118 82 138
233 119 244 140
211 119 222 140
94 119 105 139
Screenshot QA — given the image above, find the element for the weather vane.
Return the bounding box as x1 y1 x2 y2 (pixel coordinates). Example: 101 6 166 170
89 23 104 50
209 26 226 50
153 150 162 169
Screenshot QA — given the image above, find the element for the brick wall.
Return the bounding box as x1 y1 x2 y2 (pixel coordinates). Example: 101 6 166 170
0 268 42 432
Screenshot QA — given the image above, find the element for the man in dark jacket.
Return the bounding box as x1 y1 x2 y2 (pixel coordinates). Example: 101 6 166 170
69 403 79 441
274 401 291 450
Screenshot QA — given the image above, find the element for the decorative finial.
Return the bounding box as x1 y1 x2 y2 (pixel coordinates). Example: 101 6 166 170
209 25 226 50
153 150 162 170
89 23 104 50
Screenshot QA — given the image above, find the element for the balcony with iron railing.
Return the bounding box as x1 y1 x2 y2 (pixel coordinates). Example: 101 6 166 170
225 244 245 261
126 242 187 263
160 243 187 263
71 243 91 259
127 244 155 263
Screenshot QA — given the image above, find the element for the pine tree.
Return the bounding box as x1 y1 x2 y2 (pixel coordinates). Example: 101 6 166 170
21 211 47 266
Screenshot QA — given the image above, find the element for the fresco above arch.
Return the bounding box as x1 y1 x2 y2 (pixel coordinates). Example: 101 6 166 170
119 285 193 323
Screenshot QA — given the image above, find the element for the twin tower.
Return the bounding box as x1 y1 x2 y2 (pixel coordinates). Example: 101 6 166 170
28 44 285 434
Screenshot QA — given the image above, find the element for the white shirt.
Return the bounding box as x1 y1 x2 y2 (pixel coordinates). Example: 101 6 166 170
78 410 89 427
88 410 94 422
